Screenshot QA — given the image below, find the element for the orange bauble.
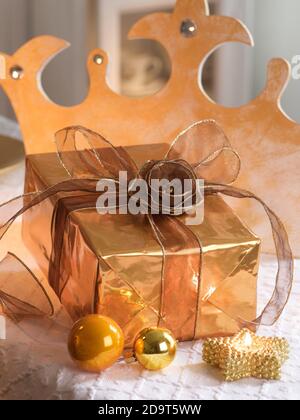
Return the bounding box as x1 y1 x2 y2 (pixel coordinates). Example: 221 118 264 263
68 315 124 373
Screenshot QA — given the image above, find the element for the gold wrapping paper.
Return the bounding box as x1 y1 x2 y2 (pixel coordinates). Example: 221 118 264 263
23 143 259 347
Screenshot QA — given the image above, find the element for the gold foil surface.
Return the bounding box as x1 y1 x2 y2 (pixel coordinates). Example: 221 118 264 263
23 144 260 347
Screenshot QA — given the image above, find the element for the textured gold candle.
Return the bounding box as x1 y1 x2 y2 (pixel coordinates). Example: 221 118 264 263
203 329 289 381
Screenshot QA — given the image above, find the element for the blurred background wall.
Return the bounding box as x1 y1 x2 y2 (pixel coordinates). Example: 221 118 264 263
252 0 300 121
0 0 299 122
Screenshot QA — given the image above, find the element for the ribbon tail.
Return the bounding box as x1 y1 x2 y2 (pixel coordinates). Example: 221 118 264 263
205 183 294 327
0 178 101 240
0 252 72 345
0 253 53 318
0 180 101 343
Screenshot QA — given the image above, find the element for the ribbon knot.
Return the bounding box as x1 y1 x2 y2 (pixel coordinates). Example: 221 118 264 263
137 158 199 215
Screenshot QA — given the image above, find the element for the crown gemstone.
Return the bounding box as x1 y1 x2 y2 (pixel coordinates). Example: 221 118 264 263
10 65 24 80
93 54 104 65
180 19 197 37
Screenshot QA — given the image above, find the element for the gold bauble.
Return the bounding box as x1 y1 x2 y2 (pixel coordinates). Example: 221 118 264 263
68 314 124 373
133 327 177 370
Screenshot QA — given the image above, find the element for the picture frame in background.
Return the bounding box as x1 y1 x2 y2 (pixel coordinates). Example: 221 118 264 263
97 0 253 104
98 0 220 98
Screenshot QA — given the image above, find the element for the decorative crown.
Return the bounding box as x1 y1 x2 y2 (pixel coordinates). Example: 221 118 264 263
0 0 299 254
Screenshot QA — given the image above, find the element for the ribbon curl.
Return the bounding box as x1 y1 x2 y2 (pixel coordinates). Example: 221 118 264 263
0 120 293 340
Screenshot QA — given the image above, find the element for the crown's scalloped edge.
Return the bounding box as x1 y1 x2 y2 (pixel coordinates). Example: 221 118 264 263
0 0 298 157
259 58 291 104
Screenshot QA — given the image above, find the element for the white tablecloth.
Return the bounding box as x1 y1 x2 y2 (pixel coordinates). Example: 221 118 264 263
0 117 299 400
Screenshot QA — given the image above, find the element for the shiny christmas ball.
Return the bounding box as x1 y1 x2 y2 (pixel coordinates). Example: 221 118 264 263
68 314 124 373
134 327 177 370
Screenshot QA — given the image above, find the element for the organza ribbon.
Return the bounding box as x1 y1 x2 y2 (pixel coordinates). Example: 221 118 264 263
0 120 293 341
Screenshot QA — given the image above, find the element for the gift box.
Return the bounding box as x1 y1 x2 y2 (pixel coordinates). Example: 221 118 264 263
23 142 260 347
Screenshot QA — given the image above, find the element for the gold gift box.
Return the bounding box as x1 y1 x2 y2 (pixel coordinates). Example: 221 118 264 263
23 143 260 347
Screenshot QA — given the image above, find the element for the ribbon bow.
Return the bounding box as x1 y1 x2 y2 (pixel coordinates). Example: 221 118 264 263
0 121 293 341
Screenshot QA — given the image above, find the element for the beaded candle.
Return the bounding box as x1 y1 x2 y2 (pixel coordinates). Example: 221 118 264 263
203 329 289 381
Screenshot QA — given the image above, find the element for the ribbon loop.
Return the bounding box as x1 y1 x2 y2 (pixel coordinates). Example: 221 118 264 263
55 125 138 180
166 120 241 184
